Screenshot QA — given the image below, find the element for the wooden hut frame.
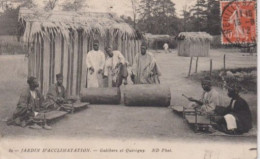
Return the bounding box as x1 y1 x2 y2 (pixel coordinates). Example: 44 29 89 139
19 8 141 96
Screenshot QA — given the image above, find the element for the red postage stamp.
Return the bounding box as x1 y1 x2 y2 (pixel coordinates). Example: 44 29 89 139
220 1 256 44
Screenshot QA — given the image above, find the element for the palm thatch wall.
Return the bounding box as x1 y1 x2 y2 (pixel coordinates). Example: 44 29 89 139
19 8 141 96
176 32 212 57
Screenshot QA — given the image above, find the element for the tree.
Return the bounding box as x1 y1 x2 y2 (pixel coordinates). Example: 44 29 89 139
44 0 59 10
130 0 138 29
137 0 155 33
62 0 87 11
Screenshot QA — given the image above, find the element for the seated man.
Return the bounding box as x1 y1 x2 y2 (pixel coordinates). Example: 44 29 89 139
131 41 161 84
214 83 252 134
187 76 222 115
7 76 51 130
45 73 76 111
104 47 128 87
45 73 67 110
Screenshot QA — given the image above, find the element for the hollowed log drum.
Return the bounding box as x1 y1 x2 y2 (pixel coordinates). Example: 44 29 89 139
80 87 121 104
124 84 171 107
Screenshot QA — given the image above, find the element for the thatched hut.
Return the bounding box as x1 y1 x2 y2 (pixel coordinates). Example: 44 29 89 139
144 33 171 49
18 8 141 96
176 32 212 57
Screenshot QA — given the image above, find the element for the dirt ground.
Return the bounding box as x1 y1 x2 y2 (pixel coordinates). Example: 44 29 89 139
0 49 257 144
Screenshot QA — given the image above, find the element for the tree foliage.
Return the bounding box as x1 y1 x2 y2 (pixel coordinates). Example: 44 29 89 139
62 0 87 11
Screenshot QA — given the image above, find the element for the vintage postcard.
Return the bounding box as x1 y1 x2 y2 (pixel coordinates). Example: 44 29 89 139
0 0 257 159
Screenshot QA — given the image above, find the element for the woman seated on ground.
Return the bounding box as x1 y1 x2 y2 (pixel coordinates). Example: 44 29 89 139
214 83 252 135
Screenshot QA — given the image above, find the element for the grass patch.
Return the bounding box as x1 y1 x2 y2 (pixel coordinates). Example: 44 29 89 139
189 67 257 94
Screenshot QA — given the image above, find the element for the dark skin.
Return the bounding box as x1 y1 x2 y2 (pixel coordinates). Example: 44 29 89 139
141 45 147 55
56 77 65 103
227 89 239 100
106 48 114 57
29 79 39 91
188 81 212 105
89 43 103 74
57 77 63 86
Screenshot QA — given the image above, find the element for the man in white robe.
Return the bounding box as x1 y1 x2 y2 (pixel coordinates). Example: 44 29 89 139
86 40 105 88
131 41 161 84
187 76 222 115
104 47 128 87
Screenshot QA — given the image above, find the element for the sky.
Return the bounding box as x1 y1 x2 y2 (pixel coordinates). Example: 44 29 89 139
84 0 196 17
7 0 196 17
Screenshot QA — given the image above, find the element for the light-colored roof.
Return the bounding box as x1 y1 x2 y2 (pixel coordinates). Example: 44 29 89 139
19 8 135 43
177 32 213 42
145 33 170 41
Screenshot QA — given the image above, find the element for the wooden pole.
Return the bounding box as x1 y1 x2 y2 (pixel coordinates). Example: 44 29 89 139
40 35 44 94
223 54 226 71
188 56 193 77
210 59 212 76
195 57 199 73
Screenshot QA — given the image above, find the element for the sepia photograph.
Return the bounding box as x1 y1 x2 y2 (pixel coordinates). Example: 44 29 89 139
0 0 257 159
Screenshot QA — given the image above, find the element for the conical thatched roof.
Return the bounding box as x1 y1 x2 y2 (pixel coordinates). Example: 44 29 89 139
176 32 213 42
18 7 136 43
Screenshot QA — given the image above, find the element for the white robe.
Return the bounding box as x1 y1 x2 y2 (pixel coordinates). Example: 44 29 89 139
86 50 105 88
104 51 126 87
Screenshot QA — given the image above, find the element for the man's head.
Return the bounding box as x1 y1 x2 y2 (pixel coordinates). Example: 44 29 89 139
93 40 99 51
141 41 147 55
227 83 240 99
105 46 113 57
201 76 212 92
27 76 39 90
56 73 63 86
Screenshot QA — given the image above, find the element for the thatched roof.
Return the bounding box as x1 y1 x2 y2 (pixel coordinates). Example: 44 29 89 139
145 33 170 41
18 8 135 43
176 32 212 42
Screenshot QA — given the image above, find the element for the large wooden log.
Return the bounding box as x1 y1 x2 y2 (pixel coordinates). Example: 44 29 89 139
124 84 171 107
80 87 121 104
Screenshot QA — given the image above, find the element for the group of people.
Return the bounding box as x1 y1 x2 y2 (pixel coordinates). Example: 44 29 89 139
7 38 253 135
7 74 71 129
7 40 161 129
86 40 161 88
186 76 252 135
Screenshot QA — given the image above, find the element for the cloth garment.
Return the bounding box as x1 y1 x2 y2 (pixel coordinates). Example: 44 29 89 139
187 88 221 114
86 50 105 88
224 114 237 130
215 96 252 134
8 87 45 127
104 50 128 87
44 83 67 110
132 52 161 84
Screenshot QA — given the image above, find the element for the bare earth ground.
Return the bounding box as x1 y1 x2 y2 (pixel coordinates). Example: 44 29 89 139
0 49 257 144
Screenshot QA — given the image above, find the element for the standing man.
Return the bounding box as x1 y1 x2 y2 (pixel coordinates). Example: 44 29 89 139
131 41 161 84
86 40 105 88
7 77 51 130
187 76 222 115
163 42 169 53
104 47 128 87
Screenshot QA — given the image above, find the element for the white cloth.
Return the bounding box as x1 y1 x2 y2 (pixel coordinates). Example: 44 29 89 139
104 50 126 76
86 50 105 88
30 90 36 99
224 114 237 130
200 89 222 113
163 43 169 50
104 51 126 87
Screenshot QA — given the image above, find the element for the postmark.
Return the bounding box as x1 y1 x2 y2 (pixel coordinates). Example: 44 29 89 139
220 1 256 45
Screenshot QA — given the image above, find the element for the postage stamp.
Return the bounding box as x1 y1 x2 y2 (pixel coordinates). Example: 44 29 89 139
220 1 256 44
